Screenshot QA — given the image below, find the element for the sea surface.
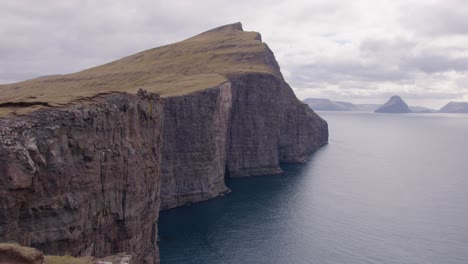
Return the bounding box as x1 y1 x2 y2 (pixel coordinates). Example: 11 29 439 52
159 112 468 264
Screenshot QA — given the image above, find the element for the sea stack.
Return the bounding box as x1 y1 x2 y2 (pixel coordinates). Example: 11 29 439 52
438 102 468 113
0 23 328 263
375 95 411 113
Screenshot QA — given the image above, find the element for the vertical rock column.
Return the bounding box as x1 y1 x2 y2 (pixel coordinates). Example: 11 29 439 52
160 83 232 209
226 74 283 177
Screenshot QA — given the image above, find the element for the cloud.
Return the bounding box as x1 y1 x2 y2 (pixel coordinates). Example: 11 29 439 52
399 0 468 37
0 0 467 108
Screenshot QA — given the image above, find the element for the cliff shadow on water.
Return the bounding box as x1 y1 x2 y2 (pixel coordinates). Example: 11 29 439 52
158 148 329 263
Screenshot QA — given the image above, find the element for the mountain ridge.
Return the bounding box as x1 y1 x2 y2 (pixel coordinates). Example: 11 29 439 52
438 102 468 113
304 97 436 113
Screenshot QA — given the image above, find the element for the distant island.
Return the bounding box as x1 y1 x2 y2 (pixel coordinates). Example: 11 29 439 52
304 97 436 113
438 102 468 113
375 95 411 113
302 98 380 111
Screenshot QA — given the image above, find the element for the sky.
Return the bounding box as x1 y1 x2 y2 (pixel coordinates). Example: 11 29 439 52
1 0 468 109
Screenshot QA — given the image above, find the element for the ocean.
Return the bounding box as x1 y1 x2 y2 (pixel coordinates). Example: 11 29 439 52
159 112 468 264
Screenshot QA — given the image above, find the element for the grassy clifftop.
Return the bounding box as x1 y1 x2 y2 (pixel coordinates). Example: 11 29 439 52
0 22 280 117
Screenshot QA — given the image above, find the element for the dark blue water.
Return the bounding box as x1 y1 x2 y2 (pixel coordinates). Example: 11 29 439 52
159 112 468 264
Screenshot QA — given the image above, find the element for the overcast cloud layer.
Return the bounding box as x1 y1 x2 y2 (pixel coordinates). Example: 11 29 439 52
1 0 468 108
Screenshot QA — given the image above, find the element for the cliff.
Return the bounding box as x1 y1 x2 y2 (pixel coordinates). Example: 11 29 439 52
0 91 163 264
160 84 232 209
375 95 411 113
0 23 328 263
438 102 468 113
159 24 327 208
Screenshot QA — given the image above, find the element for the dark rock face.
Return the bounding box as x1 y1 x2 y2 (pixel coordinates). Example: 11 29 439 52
0 92 163 264
375 96 411 113
160 84 232 209
160 44 328 206
278 98 328 162
226 74 284 177
160 74 328 207
438 102 468 113
226 74 328 177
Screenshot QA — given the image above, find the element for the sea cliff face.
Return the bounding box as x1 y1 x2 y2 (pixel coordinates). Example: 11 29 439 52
226 73 328 177
0 23 328 263
0 92 163 264
160 83 232 209
161 74 328 207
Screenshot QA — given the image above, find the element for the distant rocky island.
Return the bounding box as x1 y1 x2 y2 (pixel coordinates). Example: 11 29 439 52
0 23 328 264
303 98 380 112
304 96 468 114
304 97 436 113
375 95 411 113
438 102 468 113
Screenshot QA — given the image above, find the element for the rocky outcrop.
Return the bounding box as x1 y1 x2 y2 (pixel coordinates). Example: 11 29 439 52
438 102 468 113
0 243 43 264
375 95 411 113
0 23 328 263
0 92 163 264
0 243 137 264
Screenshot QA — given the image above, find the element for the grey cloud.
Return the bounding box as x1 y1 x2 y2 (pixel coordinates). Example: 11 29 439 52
399 0 468 37
1 0 467 108
290 60 410 86
403 55 468 74
359 38 468 74
359 38 416 57
287 39 417 87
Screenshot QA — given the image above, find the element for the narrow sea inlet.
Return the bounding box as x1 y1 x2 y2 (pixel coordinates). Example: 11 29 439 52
159 112 468 264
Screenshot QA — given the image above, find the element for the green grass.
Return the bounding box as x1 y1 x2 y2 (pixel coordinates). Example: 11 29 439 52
0 23 276 117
